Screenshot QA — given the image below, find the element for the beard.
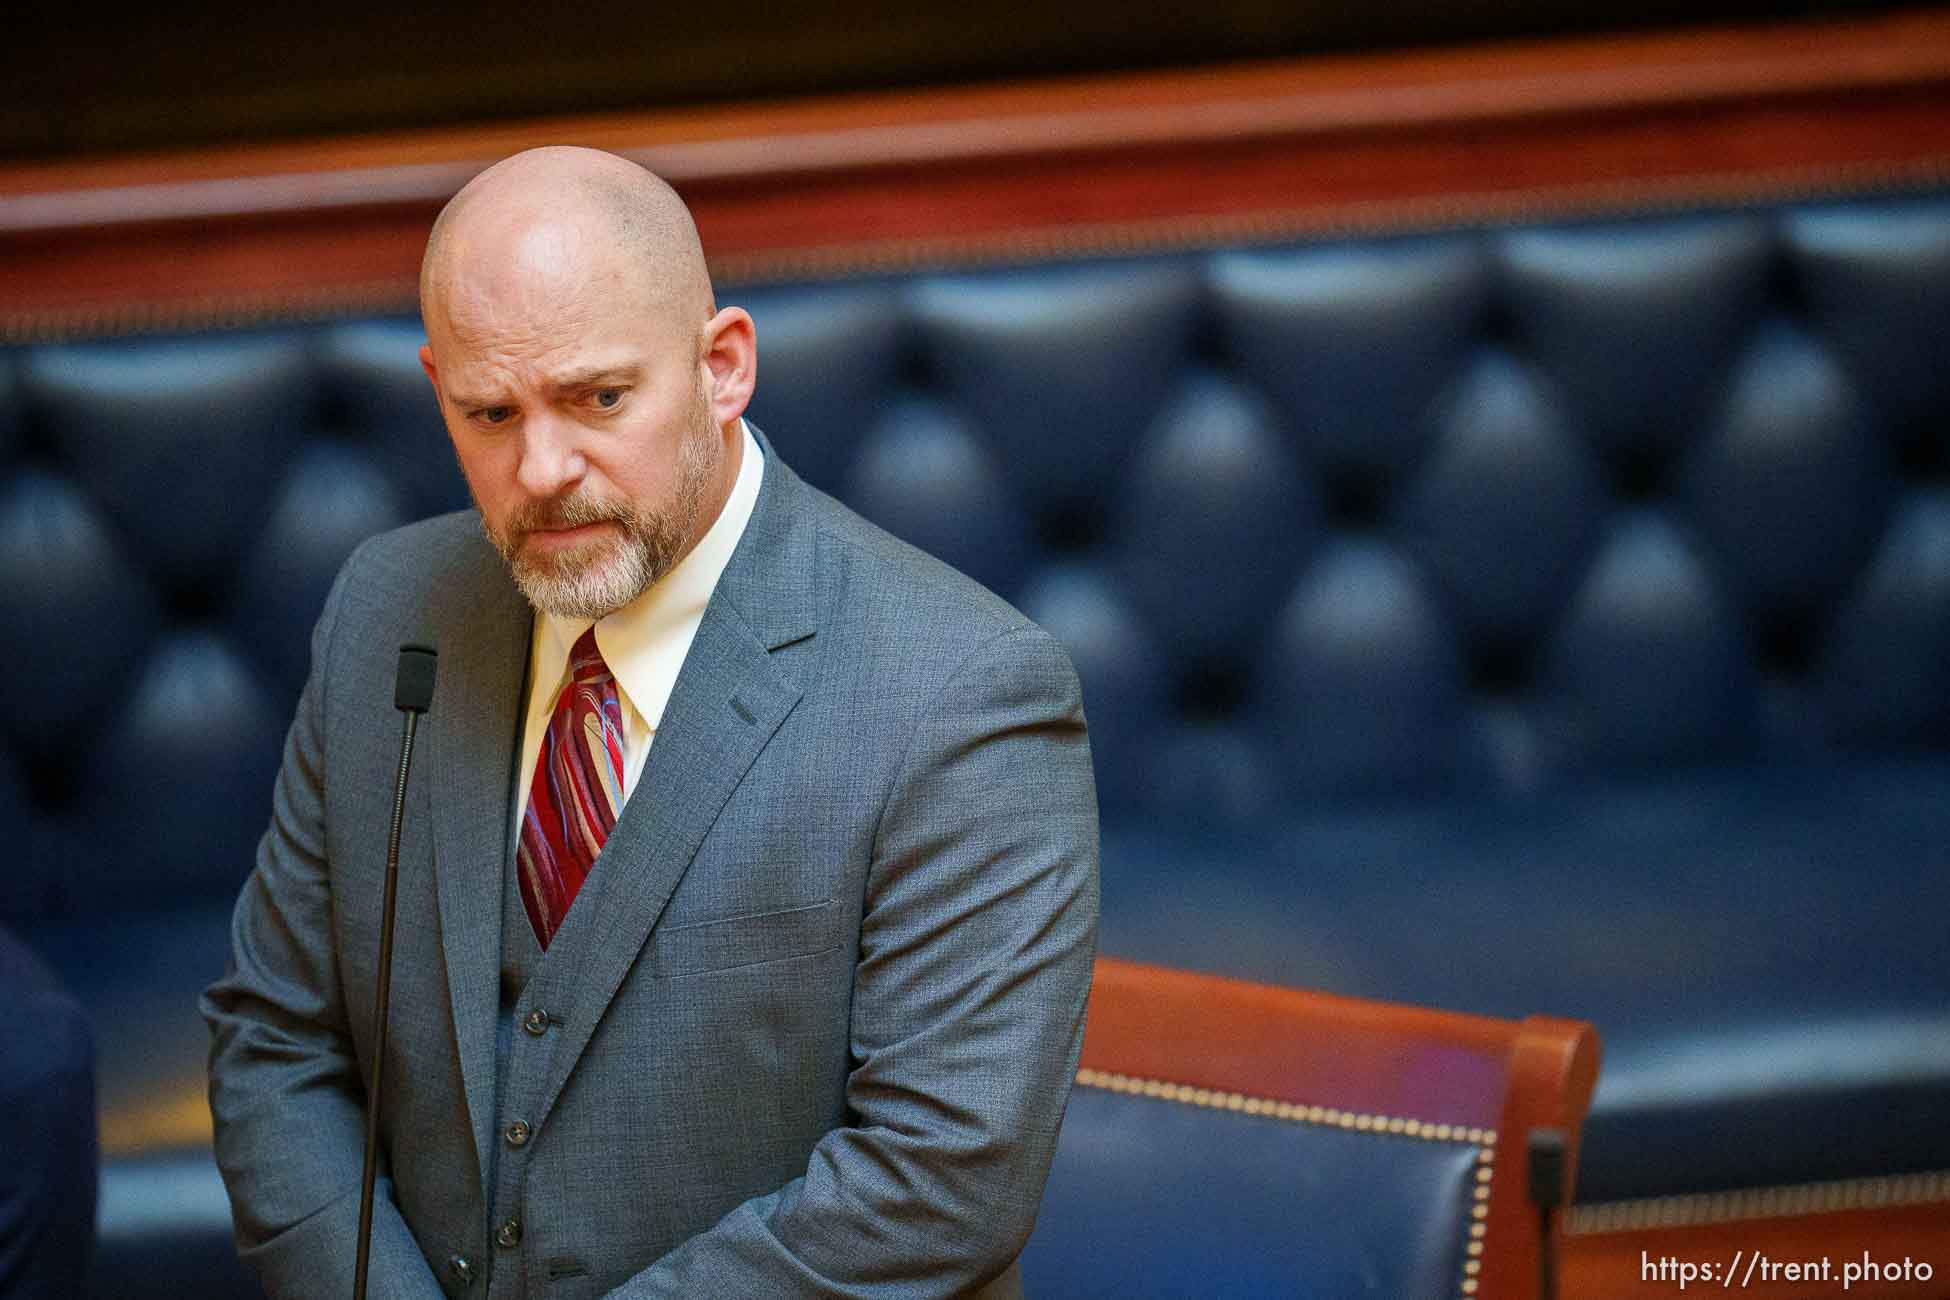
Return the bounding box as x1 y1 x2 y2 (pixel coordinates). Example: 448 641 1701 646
484 400 721 620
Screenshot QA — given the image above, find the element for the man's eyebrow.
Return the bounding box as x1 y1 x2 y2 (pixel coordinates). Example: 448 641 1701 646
444 387 500 410
442 366 640 409
551 365 641 390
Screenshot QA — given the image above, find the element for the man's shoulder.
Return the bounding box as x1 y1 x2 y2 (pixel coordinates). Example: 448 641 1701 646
780 467 1036 645
335 509 499 600
320 509 514 645
751 462 1086 714
346 508 492 573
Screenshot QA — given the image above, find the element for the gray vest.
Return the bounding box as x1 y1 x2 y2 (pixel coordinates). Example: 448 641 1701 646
485 839 613 1297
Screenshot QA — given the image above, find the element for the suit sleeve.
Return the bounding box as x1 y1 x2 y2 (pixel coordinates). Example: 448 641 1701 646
199 551 446 1300
611 622 1100 1299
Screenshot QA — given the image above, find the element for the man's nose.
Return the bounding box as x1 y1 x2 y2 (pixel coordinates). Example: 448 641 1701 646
515 412 586 498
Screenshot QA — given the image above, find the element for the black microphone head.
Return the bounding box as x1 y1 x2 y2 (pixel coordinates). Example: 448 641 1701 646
1527 1127 1568 1210
395 645 438 714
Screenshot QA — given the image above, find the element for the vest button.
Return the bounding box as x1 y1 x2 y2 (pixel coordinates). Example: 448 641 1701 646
449 1254 474 1284
505 1120 531 1148
523 1008 551 1035
495 1217 522 1249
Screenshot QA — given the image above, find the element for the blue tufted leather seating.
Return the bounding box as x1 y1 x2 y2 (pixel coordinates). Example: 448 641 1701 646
1019 957 1597 1299
3 191 1946 1294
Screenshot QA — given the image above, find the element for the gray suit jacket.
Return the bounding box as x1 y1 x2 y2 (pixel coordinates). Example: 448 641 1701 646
202 435 1099 1299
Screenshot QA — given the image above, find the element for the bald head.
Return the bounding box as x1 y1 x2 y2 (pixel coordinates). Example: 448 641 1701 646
415 145 758 621
420 146 715 341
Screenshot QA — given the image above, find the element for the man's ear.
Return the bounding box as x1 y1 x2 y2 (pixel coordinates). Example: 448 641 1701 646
419 343 441 394
700 307 757 430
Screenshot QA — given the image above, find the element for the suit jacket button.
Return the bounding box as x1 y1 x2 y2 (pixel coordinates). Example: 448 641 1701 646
495 1218 522 1249
522 1009 551 1035
505 1120 531 1148
449 1255 474 1284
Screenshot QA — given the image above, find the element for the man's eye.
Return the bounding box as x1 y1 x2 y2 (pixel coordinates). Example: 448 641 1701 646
592 388 624 409
475 405 514 425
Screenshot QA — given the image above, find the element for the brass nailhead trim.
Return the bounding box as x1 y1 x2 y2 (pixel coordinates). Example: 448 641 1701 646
0 280 418 346
1074 1067 1498 1300
1568 1169 1950 1235
1075 1067 1495 1147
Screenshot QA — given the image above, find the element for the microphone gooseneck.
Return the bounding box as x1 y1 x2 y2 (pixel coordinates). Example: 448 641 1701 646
1529 1126 1568 1300
354 645 437 1300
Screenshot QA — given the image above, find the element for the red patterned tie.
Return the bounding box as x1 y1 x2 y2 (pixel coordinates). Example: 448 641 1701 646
517 628 626 948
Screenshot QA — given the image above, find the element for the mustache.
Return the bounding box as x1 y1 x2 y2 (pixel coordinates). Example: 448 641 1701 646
507 492 628 536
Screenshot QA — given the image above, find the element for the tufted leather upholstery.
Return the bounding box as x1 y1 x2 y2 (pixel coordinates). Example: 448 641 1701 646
2 193 1946 1291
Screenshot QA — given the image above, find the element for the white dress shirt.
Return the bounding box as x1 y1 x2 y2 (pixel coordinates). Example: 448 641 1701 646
511 421 764 842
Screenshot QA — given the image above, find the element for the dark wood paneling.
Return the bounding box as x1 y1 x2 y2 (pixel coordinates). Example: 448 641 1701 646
0 0 1917 160
2 10 1947 337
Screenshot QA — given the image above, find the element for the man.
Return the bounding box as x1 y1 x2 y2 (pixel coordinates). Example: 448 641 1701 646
1 924 97 1299
202 146 1099 1299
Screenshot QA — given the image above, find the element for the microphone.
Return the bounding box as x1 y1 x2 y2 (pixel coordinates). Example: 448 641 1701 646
1529 1127 1568 1300
354 645 437 1300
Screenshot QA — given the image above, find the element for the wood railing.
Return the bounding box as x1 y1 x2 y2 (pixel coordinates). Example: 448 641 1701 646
3 8 1947 338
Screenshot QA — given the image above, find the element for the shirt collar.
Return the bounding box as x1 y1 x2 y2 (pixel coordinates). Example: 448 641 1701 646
534 419 765 728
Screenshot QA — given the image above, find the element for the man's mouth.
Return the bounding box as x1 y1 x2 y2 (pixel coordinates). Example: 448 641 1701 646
522 519 616 551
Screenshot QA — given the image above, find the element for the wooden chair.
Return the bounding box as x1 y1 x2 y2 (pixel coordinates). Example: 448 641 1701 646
1021 957 1600 1299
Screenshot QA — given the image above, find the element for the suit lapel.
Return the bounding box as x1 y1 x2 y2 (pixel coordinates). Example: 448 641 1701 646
421 539 533 1196
531 431 818 1125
